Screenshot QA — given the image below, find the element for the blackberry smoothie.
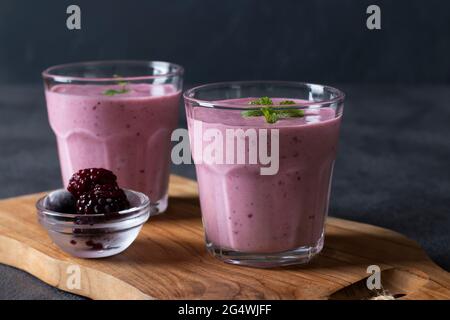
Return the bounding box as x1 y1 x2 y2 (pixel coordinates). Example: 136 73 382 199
184 82 344 267
45 83 180 212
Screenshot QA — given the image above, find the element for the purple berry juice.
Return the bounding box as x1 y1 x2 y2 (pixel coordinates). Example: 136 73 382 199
185 89 344 267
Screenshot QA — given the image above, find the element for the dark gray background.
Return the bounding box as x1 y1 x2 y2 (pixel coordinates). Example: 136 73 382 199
0 0 449 299
1 0 450 84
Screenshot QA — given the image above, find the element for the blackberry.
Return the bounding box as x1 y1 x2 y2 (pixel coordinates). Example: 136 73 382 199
68 168 117 198
76 184 130 215
44 190 76 213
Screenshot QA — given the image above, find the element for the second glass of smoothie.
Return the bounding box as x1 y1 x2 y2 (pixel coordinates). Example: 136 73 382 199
184 81 344 267
43 61 183 214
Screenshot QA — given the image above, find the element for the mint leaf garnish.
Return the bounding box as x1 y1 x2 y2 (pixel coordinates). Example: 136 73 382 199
277 109 304 118
104 74 130 96
112 74 129 86
241 109 264 117
279 100 296 105
261 107 279 124
103 88 129 96
242 97 304 123
248 96 273 105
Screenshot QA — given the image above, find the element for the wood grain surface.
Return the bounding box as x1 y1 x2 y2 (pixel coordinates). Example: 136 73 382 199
0 175 449 300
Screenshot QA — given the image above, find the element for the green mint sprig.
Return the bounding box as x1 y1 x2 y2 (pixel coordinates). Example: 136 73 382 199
279 100 296 105
113 74 128 86
103 88 129 96
103 75 130 96
242 97 304 123
248 96 273 106
261 107 279 124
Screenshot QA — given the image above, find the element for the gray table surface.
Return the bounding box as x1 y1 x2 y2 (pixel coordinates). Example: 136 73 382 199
0 84 449 300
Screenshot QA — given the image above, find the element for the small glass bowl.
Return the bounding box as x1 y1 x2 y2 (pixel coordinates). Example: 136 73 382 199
37 189 152 258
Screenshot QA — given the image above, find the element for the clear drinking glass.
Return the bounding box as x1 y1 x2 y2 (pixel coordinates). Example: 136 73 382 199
184 81 345 267
42 61 183 214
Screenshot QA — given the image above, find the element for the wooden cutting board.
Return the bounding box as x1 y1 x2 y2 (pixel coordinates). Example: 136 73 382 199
0 175 449 300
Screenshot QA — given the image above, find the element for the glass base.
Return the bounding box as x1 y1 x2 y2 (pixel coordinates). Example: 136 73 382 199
206 233 324 268
151 193 168 216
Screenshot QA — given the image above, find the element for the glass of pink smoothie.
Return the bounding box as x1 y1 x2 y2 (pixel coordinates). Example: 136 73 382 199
43 61 183 214
184 81 344 267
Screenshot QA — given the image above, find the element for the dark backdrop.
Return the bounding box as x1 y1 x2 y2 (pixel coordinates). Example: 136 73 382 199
0 0 450 85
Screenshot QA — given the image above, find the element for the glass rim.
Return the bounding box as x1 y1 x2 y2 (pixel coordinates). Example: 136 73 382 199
183 81 345 109
42 60 184 83
36 188 151 219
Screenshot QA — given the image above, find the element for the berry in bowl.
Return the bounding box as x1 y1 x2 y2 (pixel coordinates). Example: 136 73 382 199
37 168 152 258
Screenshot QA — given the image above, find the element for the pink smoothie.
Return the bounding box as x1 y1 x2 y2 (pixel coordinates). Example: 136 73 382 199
187 98 341 253
45 83 180 209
